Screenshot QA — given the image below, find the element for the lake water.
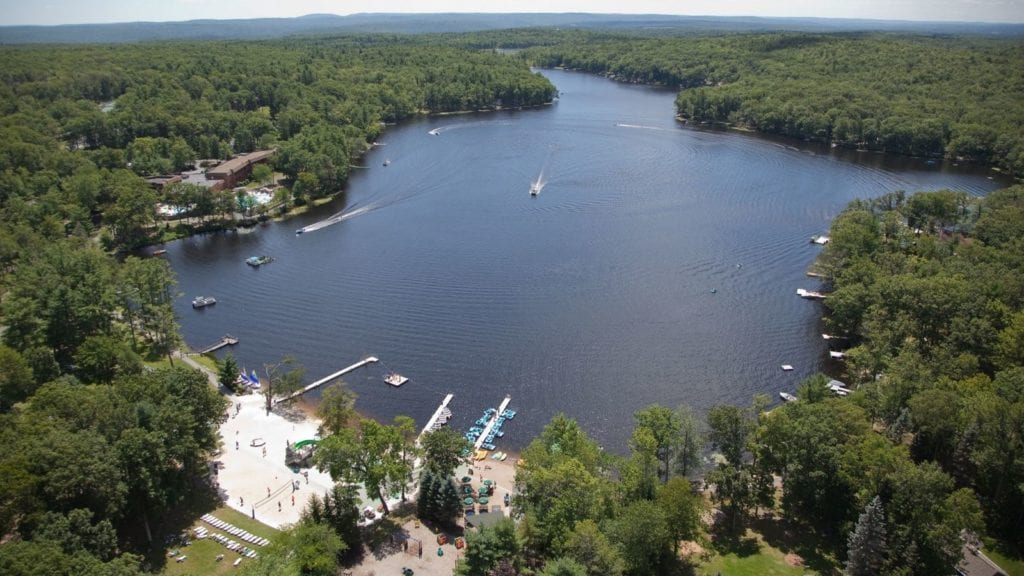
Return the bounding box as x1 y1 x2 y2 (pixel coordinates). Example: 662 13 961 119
169 69 1008 453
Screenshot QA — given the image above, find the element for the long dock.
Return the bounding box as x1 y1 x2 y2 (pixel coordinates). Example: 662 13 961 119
474 395 511 451
275 356 378 404
418 393 454 440
198 335 238 354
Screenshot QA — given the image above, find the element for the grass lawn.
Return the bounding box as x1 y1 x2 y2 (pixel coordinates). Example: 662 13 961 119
159 505 279 575
692 517 841 576
193 353 220 372
694 531 814 576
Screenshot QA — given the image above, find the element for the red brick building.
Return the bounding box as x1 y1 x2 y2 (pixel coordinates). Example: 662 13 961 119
205 149 276 190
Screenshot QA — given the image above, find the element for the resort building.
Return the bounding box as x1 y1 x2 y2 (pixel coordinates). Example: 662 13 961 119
205 149 276 190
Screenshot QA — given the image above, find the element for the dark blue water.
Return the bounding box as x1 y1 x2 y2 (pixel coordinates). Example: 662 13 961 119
168 70 1009 453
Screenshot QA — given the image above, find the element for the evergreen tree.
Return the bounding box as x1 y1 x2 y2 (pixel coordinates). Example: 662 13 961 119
846 496 887 576
435 475 463 525
219 353 240 392
417 469 439 521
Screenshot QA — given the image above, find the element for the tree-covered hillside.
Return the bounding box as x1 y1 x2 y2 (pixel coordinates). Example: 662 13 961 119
0 37 554 252
525 33 1024 176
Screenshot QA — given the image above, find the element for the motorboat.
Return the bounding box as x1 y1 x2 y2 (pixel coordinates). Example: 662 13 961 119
779 392 798 402
192 296 217 309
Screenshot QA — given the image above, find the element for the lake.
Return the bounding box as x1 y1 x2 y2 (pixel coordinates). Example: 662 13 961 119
169 69 1008 453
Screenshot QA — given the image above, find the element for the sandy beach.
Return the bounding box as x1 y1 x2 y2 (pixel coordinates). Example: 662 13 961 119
182 347 524 576
211 388 521 533
212 391 338 528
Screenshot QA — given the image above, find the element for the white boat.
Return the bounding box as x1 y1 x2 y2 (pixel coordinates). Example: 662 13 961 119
829 351 846 360
192 296 217 309
779 392 798 402
428 128 440 136
781 364 794 371
811 235 830 245
796 288 827 300
530 180 543 196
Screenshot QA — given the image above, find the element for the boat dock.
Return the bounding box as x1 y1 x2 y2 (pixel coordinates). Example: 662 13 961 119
418 393 454 439
474 396 511 451
275 356 378 404
198 335 238 354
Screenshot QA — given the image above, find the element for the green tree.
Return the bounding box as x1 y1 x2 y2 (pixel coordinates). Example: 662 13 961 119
538 557 587 576
316 384 357 436
251 163 273 185
562 519 625 576
633 404 681 483
219 353 240 392
456 518 521 576
421 427 470 478
314 417 404 515
656 477 702 552
845 496 887 576
674 404 704 478
73 335 141 384
262 356 306 414
607 500 672 576
0 345 36 411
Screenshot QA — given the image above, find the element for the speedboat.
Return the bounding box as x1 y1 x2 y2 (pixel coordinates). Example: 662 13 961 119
779 392 798 402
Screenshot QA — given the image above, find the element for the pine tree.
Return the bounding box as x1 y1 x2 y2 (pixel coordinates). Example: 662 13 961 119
846 496 888 576
417 469 439 521
218 353 240 392
437 476 463 525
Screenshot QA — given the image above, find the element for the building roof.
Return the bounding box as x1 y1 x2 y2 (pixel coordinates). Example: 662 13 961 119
206 149 276 178
959 545 1008 576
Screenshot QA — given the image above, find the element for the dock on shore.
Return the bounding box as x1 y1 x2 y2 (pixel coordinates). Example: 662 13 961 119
275 356 378 404
198 335 238 354
474 396 511 451
418 393 454 440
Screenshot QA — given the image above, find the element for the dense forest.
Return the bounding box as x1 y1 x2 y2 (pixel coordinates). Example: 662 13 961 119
1 29 1023 576
524 33 1024 176
0 34 553 573
0 37 555 251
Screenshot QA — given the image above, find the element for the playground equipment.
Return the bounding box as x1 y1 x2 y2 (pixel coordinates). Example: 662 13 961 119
285 439 318 467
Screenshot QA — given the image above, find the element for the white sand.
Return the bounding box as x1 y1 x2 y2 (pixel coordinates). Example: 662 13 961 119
213 392 336 529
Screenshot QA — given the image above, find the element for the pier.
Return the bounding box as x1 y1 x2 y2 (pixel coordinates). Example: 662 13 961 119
474 396 511 451
418 393 454 440
198 335 238 354
275 356 378 404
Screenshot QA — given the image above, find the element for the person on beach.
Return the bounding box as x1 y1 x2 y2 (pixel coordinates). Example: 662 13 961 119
278 502 282 512
239 496 243 506
291 495 295 506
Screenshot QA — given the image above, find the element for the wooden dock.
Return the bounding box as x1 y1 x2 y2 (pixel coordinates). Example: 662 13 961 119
275 356 378 404
418 393 454 440
198 335 238 354
474 395 511 451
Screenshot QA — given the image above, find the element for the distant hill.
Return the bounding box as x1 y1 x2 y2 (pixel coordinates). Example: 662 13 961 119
2 12 1022 44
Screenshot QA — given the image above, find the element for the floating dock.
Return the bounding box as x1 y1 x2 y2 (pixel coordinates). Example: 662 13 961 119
474 396 511 451
275 356 378 404
384 373 409 387
419 393 454 439
198 335 238 354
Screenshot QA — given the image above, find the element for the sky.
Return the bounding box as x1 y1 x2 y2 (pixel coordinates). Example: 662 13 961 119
2 0 1022 26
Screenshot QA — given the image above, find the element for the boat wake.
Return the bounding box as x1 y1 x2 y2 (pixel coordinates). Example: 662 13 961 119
297 203 377 234
615 123 666 131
